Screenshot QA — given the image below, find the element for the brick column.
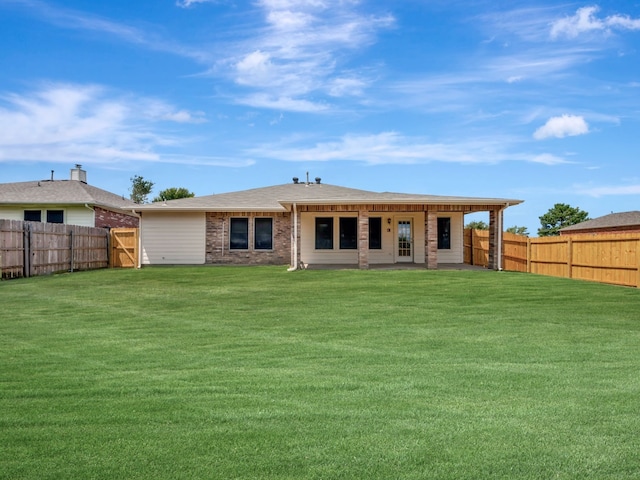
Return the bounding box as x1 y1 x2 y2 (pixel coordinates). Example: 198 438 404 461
426 210 438 269
488 209 501 270
358 209 369 269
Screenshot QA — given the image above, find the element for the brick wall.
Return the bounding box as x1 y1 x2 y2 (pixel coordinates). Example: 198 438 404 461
205 212 291 265
94 206 139 228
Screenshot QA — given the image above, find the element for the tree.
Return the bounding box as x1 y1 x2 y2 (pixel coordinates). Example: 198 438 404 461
506 225 529 236
538 203 589 237
129 175 154 204
153 187 195 203
465 220 488 230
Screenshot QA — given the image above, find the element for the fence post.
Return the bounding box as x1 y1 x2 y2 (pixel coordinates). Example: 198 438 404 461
23 224 31 278
567 237 573 279
637 238 640 288
69 229 74 273
526 237 531 273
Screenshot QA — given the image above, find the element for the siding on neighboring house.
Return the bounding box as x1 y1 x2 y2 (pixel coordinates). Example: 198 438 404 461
65 206 94 227
140 211 206 265
0 205 94 226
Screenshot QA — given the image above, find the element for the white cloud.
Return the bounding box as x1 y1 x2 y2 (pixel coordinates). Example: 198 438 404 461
533 115 590 139
551 6 640 39
0 84 216 165
219 0 393 110
529 153 570 165
176 0 219 8
235 93 329 113
248 131 569 166
574 184 640 197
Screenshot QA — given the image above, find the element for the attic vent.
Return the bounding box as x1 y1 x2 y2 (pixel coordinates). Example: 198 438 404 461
315 177 321 184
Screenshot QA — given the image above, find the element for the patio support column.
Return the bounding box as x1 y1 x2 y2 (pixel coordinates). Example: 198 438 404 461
289 204 302 270
358 209 369 269
426 210 438 269
488 208 502 270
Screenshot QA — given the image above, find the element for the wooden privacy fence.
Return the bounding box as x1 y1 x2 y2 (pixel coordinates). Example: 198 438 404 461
464 229 640 288
1 221 139 279
1 220 109 279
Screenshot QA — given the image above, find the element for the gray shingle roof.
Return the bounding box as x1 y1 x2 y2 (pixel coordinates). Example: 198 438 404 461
136 182 523 212
0 180 137 211
560 211 640 232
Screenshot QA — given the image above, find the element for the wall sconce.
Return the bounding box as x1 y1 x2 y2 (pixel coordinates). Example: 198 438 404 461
387 217 391 224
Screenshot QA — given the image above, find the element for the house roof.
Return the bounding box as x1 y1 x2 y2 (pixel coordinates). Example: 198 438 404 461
560 211 640 232
135 182 523 213
0 179 137 211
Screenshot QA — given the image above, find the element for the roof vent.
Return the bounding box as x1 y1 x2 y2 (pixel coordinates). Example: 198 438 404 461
293 177 299 184
315 177 321 184
70 164 87 183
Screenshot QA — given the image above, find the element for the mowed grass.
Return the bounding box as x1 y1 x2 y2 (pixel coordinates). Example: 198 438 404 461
1 267 640 479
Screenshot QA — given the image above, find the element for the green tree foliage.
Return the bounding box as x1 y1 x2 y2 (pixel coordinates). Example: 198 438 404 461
538 203 589 237
506 226 529 236
153 187 195 203
129 175 154 204
465 220 489 230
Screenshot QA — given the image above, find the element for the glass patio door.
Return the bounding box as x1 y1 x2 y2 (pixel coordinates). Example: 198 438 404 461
397 219 413 262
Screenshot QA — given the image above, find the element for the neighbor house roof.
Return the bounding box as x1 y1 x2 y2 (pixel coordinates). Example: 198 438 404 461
560 211 640 232
135 182 523 213
0 179 137 211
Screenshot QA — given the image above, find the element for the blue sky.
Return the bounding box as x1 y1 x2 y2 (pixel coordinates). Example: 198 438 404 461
1 0 639 235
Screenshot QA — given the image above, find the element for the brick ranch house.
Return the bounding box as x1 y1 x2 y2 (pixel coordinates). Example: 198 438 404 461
135 177 522 270
560 211 640 236
0 165 139 228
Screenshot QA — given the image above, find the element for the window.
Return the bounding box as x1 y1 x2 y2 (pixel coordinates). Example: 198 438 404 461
230 218 249 249
315 217 333 249
46 210 64 224
24 210 42 222
369 217 382 249
438 217 451 249
254 218 273 250
339 217 357 249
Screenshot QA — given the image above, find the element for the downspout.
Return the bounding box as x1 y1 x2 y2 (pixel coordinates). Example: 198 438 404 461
137 211 142 268
287 203 298 271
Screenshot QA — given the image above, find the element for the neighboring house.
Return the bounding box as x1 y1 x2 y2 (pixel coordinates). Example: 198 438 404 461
0 165 139 228
135 177 522 270
560 211 640 236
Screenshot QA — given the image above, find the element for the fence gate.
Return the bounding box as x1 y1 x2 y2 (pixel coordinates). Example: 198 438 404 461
110 228 139 268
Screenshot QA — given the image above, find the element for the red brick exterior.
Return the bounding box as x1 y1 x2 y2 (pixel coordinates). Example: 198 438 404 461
94 206 139 228
205 212 291 265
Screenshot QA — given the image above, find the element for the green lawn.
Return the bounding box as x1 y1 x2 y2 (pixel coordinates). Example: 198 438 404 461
1 267 639 479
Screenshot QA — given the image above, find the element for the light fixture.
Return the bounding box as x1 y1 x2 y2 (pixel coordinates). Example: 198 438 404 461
387 218 391 224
